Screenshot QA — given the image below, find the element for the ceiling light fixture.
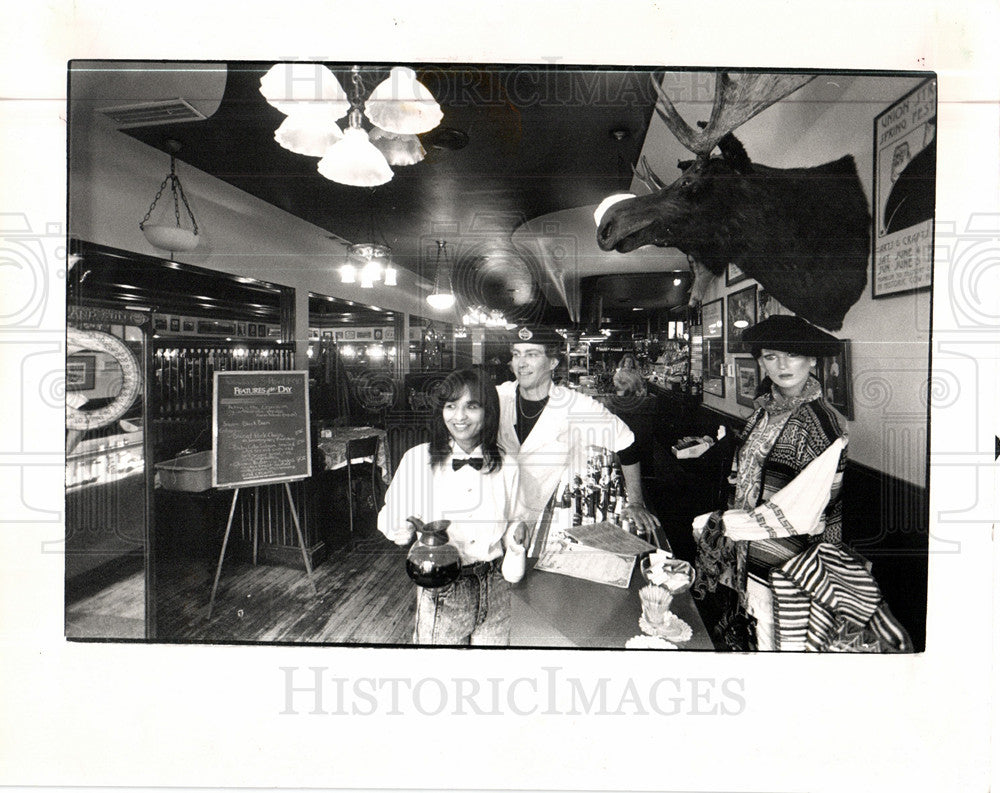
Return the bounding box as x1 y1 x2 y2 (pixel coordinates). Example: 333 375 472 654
139 139 200 253
462 306 510 328
368 127 426 166
363 66 443 135
261 63 441 187
426 240 456 310
339 242 397 288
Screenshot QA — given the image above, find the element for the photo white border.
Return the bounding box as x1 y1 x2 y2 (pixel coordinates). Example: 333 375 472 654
1 2 997 791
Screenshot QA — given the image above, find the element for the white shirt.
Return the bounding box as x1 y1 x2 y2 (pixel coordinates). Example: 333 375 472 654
376 443 519 564
496 380 635 525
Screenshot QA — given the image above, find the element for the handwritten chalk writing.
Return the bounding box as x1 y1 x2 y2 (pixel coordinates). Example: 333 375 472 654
213 371 311 487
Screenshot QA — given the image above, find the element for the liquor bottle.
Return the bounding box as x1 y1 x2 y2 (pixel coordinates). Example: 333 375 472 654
571 475 583 527
582 485 596 522
553 480 572 532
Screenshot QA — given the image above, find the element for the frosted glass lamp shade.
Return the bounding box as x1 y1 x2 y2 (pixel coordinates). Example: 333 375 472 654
141 224 199 252
259 63 350 118
368 127 425 166
364 66 443 135
426 291 456 310
317 127 393 187
360 258 383 284
274 108 344 156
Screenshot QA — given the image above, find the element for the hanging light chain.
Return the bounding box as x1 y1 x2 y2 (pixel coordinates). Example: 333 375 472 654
139 154 199 235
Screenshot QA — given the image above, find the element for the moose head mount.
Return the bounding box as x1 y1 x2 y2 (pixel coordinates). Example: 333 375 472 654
596 72 871 331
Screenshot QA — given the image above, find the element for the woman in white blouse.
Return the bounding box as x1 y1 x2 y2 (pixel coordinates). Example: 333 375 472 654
378 367 526 645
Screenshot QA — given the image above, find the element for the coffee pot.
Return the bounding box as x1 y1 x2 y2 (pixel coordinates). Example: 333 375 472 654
404 517 462 588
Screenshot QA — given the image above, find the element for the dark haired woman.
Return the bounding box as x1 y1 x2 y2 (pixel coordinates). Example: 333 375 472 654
377 367 526 645
692 316 847 651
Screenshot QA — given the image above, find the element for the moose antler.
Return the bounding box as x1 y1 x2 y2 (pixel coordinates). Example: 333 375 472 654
632 155 667 193
653 72 816 156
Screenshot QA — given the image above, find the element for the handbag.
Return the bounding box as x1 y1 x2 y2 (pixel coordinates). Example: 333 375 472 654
710 584 758 652
692 510 758 651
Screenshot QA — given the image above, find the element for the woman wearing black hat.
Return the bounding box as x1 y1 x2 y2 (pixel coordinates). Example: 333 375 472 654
692 315 848 651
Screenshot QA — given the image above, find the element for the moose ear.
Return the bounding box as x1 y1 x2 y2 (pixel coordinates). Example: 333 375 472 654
717 133 753 174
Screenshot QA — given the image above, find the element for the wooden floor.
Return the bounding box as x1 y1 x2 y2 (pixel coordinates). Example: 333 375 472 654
154 541 417 644
66 571 146 639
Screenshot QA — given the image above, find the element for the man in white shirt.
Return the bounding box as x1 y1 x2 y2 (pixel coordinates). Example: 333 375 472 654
496 324 660 542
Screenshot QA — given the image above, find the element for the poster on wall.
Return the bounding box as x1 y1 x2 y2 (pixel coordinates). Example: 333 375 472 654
734 357 759 407
872 77 936 298
702 338 725 397
817 339 854 420
701 298 724 340
757 286 788 321
726 285 757 353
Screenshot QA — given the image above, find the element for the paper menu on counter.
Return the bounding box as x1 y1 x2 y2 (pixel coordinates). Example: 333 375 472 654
534 541 635 588
566 521 657 556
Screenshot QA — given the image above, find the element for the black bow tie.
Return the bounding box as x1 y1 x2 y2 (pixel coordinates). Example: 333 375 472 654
453 457 484 471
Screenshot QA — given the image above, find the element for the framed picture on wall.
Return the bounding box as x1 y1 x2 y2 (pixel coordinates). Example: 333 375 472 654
734 357 759 407
374 329 383 340
818 339 854 420
726 262 748 286
872 77 936 298
702 338 725 397
701 298 724 340
66 354 96 392
726 285 757 353
757 286 788 321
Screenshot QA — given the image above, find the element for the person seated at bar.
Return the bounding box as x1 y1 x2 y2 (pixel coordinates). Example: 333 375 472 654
377 366 527 645
497 324 660 541
691 315 847 651
612 367 647 400
616 352 639 372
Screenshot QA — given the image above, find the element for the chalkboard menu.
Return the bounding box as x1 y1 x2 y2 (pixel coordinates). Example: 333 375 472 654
212 371 311 489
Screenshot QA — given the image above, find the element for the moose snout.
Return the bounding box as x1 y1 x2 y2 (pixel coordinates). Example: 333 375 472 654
594 193 636 251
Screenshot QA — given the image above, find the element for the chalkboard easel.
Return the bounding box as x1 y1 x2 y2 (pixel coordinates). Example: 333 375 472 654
208 370 317 618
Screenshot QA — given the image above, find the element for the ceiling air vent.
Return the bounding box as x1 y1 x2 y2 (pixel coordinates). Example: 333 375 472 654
99 98 206 128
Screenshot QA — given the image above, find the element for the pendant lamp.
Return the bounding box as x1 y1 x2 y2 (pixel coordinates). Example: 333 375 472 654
139 139 200 253
259 63 351 118
364 66 443 135
426 240 456 310
274 106 344 156
317 113 393 187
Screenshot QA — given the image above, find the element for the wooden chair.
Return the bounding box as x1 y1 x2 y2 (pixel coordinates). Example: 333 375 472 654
344 434 382 550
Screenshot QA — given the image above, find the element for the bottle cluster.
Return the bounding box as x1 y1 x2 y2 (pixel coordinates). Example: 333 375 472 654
553 445 644 537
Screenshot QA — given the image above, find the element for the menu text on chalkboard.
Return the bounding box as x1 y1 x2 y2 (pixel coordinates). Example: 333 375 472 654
212 371 311 489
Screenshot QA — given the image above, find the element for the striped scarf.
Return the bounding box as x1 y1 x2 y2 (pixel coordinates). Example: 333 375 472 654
771 542 912 652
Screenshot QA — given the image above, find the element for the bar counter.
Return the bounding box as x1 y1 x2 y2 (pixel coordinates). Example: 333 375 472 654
510 557 712 649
